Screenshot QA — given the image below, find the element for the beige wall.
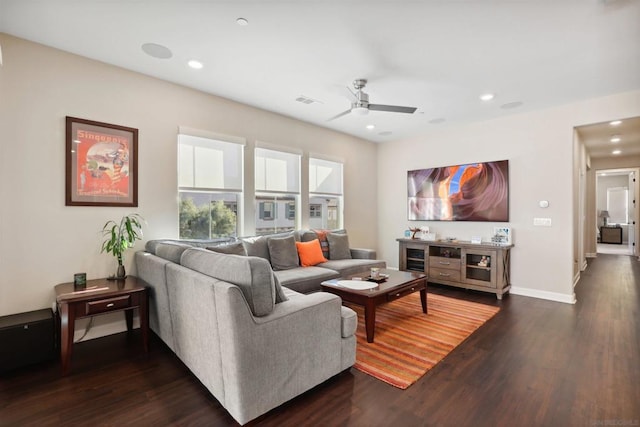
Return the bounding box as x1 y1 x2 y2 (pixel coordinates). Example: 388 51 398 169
0 34 379 320
378 90 640 304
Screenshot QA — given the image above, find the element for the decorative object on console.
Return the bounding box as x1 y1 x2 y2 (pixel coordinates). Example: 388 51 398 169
66 116 138 207
409 227 421 239
407 159 509 221
101 213 144 280
599 210 610 227
492 226 512 245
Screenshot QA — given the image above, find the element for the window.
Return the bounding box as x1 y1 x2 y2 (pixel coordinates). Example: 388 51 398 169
309 158 343 229
310 204 322 218
259 201 275 220
286 202 296 220
178 131 244 239
255 147 301 235
607 187 629 224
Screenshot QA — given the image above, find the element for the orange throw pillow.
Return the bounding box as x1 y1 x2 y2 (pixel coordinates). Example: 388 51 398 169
295 239 328 267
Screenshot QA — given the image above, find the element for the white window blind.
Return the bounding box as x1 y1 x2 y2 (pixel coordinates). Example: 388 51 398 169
310 158 343 195
178 134 243 191
255 148 300 194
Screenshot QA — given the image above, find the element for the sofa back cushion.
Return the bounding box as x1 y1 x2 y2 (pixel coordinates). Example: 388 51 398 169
327 232 352 260
180 248 276 317
207 241 247 256
268 235 300 270
154 242 192 264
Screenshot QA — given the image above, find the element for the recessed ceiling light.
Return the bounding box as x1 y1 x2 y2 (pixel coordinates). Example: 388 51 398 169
141 43 173 59
236 17 249 26
500 101 523 110
188 60 203 69
480 93 495 101
609 120 622 126
610 135 621 143
612 149 622 155
366 124 375 130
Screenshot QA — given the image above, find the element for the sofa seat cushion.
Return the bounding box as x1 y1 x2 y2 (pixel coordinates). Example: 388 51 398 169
340 306 357 338
180 248 276 317
275 267 339 294
318 259 387 277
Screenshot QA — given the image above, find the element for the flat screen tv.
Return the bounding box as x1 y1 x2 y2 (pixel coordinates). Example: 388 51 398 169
407 159 509 221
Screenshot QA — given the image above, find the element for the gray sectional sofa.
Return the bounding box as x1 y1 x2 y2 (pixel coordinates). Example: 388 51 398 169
134 230 385 425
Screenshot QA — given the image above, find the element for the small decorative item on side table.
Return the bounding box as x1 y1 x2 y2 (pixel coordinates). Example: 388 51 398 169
54 276 149 375
101 213 144 280
73 273 87 290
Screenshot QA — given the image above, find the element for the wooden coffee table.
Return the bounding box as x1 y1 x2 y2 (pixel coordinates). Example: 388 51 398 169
321 269 427 343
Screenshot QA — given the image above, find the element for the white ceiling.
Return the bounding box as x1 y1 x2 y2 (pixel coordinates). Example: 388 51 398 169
1 0 639 156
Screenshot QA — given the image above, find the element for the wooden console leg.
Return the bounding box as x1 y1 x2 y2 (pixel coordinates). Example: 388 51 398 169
420 288 428 313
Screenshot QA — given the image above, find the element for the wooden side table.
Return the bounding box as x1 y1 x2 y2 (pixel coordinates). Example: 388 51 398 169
54 276 149 375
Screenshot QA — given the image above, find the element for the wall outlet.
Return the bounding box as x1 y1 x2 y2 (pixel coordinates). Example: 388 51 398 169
533 217 552 227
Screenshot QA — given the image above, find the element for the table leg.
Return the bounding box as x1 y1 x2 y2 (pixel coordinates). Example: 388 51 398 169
59 303 74 375
140 291 149 353
125 309 133 332
364 300 376 343
420 288 428 314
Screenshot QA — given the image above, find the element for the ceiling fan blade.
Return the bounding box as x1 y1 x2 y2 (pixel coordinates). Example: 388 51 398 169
368 104 417 114
326 109 352 122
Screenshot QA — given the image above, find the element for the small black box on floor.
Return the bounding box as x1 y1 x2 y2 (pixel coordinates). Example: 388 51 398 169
0 308 55 373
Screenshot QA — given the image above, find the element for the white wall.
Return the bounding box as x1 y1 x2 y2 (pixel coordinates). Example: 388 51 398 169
0 34 379 323
378 90 640 304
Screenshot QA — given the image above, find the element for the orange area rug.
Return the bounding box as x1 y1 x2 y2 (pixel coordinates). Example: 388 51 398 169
348 292 500 389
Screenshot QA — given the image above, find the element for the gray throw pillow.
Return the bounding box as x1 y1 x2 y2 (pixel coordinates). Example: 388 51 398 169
207 241 247 256
273 274 289 303
327 232 352 260
267 235 300 271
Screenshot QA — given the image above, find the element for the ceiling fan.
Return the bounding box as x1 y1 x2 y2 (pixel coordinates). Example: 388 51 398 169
327 79 417 121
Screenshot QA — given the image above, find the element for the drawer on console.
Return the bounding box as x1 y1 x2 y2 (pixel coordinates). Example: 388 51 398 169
387 282 425 302
429 256 461 270
429 267 461 282
86 295 131 315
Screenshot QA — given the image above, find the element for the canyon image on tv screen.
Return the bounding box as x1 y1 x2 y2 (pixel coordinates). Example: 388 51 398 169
407 160 509 222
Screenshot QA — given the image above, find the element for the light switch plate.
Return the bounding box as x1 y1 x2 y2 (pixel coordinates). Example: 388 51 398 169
533 217 552 227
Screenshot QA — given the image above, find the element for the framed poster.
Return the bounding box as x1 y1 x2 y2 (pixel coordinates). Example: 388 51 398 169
65 117 138 206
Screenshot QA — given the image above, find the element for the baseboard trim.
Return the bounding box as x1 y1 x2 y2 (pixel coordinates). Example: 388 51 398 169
581 259 588 271
586 252 597 258
73 312 140 342
510 286 576 304
573 272 580 288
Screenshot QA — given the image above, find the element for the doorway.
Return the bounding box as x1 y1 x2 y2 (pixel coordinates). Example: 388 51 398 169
596 168 636 256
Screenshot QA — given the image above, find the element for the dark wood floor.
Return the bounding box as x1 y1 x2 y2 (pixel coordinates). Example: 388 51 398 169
2 254 639 426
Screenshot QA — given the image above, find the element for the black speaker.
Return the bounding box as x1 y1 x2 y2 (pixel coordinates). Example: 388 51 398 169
0 308 56 373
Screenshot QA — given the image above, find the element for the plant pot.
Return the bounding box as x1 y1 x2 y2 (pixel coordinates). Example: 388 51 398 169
116 264 126 279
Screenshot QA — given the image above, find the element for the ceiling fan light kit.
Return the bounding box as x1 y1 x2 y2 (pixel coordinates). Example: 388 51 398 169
327 79 417 121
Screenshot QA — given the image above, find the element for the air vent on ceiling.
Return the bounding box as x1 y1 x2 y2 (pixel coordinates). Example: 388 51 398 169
295 95 322 105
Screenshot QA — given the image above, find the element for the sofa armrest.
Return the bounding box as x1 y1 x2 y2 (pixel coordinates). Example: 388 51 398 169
350 247 377 259
215 285 347 424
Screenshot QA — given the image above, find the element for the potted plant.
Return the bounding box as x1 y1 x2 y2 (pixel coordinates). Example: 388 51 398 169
101 213 144 279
